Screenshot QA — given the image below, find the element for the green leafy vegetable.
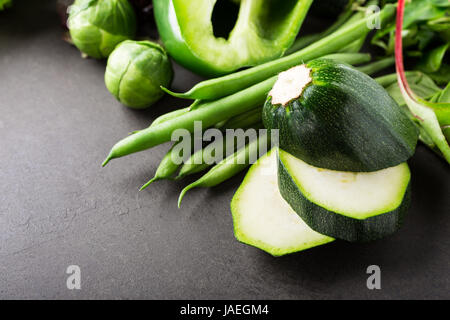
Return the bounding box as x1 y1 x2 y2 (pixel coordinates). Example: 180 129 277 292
178 131 269 207
373 0 449 55
417 42 449 73
395 0 450 163
384 72 442 105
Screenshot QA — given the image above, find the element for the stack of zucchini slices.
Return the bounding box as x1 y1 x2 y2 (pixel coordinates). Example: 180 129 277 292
231 59 419 256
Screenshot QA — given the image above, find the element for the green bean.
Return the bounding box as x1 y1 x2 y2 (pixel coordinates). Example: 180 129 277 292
287 0 382 54
178 132 269 207
139 143 180 191
375 71 420 87
148 99 204 128
214 119 228 129
339 35 367 53
357 57 395 75
187 99 203 110
139 131 199 190
163 5 395 101
286 5 358 54
176 140 223 180
177 121 264 179
177 158 210 180
102 77 275 166
132 106 192 136
336 9 372 53
146 99 205 129
217 108 262 130
293 8 368 55
130 108 190 135
214 107 261 130
139 104 202 189
151 107 190 127
322 53 371 65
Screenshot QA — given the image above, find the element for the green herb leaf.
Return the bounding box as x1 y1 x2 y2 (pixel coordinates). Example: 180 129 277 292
417 42 449 73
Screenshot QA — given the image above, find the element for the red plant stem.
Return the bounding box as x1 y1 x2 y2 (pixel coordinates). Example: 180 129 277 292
395 0 414 98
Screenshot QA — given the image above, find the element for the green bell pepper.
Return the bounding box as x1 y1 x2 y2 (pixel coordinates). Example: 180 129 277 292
153 0 314 77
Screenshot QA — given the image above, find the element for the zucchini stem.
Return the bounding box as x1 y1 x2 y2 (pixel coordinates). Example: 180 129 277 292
269 65 312 106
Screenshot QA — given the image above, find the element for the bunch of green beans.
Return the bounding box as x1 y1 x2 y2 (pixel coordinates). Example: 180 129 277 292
178 131 270 207
140 142 180 190
103 52 373 166
102 77 274 166
215 108 264 130
138 107 197 190
141 112 263 190
177 122 264 180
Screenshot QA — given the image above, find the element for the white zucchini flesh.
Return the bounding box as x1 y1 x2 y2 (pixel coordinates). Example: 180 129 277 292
231 149 334 257
280 150 411 220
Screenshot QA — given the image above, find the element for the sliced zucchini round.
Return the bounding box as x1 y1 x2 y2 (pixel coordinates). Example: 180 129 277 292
263 59 419 172
231 149 334 257
278 149 411 242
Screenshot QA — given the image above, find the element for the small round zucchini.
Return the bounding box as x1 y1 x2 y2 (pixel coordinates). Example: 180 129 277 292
263 59 419 172
277 149 411 242
105 40 173 109
231 149 334 257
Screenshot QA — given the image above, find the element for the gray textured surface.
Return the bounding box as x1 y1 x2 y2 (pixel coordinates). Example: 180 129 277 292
0 1 449 300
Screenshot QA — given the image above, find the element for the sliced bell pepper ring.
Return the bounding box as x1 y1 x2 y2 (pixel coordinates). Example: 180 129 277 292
153 0 314 77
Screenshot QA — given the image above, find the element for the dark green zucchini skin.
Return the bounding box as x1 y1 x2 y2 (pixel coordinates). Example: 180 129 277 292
277 154 411 242
263 59 419 172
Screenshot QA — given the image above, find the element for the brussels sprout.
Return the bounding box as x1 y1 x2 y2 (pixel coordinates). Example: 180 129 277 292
105 40 173 109
0 0 12 11
68 0 137 59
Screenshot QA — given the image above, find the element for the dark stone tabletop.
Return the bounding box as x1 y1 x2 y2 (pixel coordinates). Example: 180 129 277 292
0 0 448 299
